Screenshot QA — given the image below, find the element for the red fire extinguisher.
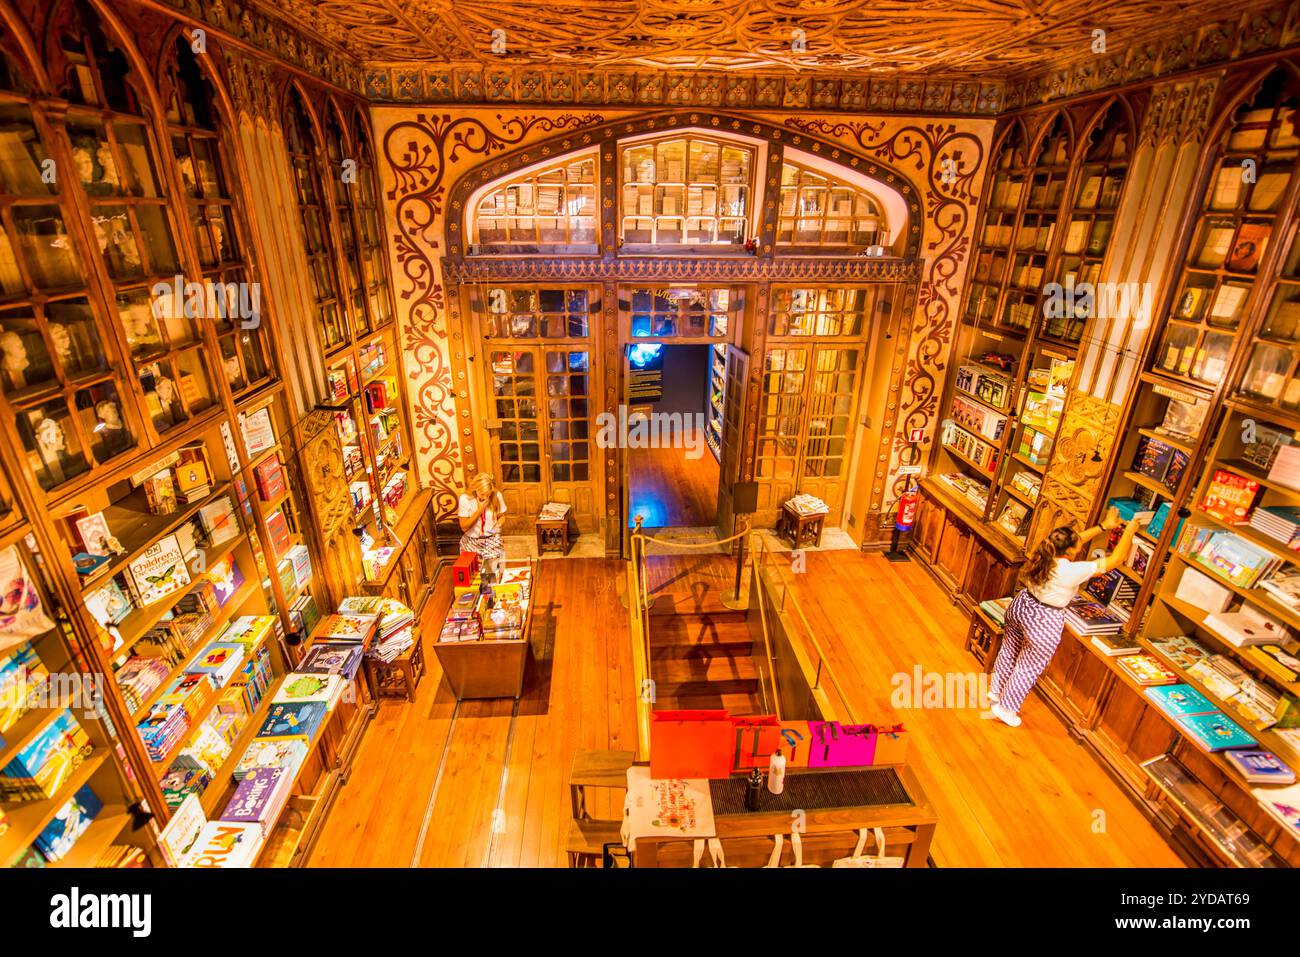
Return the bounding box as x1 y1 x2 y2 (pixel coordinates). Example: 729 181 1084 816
895 484 919 532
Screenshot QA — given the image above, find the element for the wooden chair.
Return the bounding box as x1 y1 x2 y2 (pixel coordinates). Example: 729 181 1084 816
564 818 624 868
569 749 634 820
565 749 634 867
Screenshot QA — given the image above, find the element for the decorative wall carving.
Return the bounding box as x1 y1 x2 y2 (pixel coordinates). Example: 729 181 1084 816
1031 392 1124 542
379 111 606 519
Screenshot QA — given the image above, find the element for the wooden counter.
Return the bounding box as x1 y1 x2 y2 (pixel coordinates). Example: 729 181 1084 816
631 764 937 868
912 477 1024 615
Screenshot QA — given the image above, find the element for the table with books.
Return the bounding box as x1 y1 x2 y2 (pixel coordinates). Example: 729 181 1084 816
433 558 535 700
535 501 575 555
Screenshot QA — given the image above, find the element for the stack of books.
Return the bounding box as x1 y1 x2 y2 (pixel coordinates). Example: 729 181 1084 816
786 493 830 516
313 612 378 648
978 596 1013 627
114 656 171 714
1225 749 1296 784
1115 654 1178 686
539 502 571 522
289 593 321 636
1064 597 1125 636
273 673 345 710
1248 505 1300 548
1090 633 1140 657
339 596 415 663
297 644 364 681
1260 570 1300 610
1203 605 1287 648
1148 634 1212 670
1180 527 1282 589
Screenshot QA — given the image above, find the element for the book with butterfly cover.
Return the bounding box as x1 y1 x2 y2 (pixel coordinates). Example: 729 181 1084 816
126 535 192 607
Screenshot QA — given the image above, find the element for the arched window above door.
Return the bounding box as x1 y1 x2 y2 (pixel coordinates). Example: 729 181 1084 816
470 149 597 252
619 134 754 247
777 159 887 250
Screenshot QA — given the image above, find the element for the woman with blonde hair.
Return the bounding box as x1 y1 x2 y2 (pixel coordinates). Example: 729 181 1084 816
987 506 1141 727
458 471 507 580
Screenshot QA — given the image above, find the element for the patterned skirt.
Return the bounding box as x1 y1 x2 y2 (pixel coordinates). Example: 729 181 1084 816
459 531 504 564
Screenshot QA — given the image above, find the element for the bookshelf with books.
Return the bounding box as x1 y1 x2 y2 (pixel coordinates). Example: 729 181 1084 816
919 114 1080 607
706 341 725 462
0 527 156 869
1041 102 1133 346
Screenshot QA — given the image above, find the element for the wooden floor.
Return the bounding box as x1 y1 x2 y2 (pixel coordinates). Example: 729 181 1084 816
628 424 719 528
309 550 1182 868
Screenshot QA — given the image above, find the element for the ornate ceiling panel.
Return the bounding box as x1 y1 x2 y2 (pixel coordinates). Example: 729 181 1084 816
254 0 1284 76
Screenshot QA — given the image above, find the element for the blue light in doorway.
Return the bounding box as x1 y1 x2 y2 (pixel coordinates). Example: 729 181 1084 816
627 342 663 369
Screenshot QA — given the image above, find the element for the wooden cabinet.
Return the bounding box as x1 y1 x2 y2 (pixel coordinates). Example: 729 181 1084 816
912 479 1023 614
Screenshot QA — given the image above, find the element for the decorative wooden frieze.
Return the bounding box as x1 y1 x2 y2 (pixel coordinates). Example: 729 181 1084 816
443 256 922 283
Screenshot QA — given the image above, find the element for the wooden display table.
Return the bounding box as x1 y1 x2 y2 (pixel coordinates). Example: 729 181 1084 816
630 764 937 868
433 560 536 700
776 503 826 548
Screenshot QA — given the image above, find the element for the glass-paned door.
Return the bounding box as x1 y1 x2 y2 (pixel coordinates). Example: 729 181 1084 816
753 343 863 526
479 284 598 531
487 346 593 530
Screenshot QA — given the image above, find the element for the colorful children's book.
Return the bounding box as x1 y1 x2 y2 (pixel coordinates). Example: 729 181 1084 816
126 535 192 607
33 784 102 862
256 701 327 742
1 708 93 801
1224 749 1297 784
219 766 291 829
158 792 207 866
231 737 307 782
1253 782 1300 838
1200 470 1263 524
1144 683 1217 717
298 643 364 680
1115 654 1178 686
185 641 246 687
1175 711 1256 751
180 820 264 868
207 555 245 607
273 673 344 709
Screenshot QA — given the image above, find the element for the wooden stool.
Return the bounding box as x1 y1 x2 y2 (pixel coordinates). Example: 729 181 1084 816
966 603 1005 671
535 515 573 554
365 635 426 702
776 503 826 549
569 749 634 820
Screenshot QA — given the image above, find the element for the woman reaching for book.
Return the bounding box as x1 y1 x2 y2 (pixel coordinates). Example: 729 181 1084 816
987 507 1142 727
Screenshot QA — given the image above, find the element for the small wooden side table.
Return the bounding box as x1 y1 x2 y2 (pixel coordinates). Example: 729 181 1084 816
776 503 826 549
364 630 426 703
536 514 573 554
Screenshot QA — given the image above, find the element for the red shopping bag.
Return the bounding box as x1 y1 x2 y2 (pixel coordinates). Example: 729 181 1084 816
650 709 733 780
731 715 781 771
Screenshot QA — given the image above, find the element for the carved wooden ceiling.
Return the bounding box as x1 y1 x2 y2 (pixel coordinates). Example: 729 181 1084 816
257 0 1282 76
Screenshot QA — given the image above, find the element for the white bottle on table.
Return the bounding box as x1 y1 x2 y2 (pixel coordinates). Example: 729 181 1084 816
767 749 786 795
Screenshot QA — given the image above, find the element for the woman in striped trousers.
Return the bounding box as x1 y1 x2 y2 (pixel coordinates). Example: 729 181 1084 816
988 508 1141 727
